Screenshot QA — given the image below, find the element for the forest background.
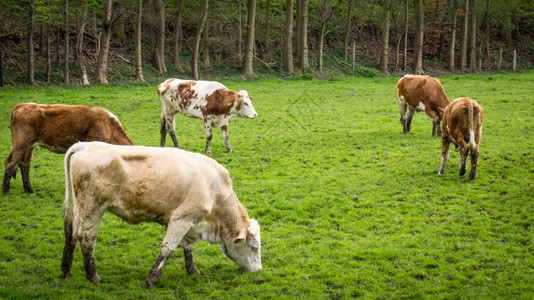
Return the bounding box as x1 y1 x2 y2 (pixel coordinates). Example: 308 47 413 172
1 0 533 86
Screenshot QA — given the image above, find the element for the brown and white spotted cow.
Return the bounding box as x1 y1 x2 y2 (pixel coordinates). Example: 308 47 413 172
397 75 450 136
61 142 262 287
2 103 133 195
438 97 484 180
157 79 258 153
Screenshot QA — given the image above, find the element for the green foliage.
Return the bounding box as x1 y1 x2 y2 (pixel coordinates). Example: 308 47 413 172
0 72 533 298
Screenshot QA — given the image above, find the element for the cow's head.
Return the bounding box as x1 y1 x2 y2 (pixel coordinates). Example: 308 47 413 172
234 90 258 119
220 219 262 272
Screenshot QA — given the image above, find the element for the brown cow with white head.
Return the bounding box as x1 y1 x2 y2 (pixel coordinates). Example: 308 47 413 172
61 142 262 287
157 79 258 153
438 97 484 180
2 103 133 195
397 75 450 136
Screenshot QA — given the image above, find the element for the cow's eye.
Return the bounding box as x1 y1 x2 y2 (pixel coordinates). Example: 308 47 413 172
244 102 249 106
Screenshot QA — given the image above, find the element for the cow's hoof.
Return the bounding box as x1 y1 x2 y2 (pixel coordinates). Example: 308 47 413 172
146 278 157 288
87 274 102 283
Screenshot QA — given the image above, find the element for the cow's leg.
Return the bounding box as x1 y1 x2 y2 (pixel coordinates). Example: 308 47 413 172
2 150 25 195
163 112 182 149
61 214 78 278
425 108 441 137
146 217 195 287
221 125 233 153
458 143 469 177
182 243 201 274
204 122 213 154
160 115 167 147
438 138 450 175
398 97 408 134
406 107 416 134
78 210 105 283
469 148 479 180
19 148 36 193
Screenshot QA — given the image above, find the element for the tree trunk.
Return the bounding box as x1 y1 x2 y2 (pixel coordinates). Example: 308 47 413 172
413 0 424 75
46 0 51 84
172 0 184 70
76 0 87 63
202 15 211 68
135 0 144 81
64 0 70 84
403 0 408 72
192 0 209 80
343 0 353 61
297 0 309 72
238 0 243 62
242 0 256 78
152 0 167 74
95 0 112 84
468 0 477 73
265 0 271 52
448 0 458 72
379 0 390 75
40 15 45 57
317 0 330 73
460 0 469 72
113 0 125 43
482 0 490 63
295 0 301 64
28 0 35 85
282 0 293 73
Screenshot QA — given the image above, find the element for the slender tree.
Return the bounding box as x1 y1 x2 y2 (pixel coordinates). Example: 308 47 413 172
135 0 144 81
172 0 184 70
95 0 112 84
403 0 408 71
76 0 87 63
28 0 36 85
460 0 469 72
64 0 69 84
46 0 51 84
192 0 209 80
448 0 459 72
317 0 332 73
265 0 271 51
468 0 477 73
202 15 211 68
152 0 167 74
297 0 309 72
343 0 354 61
242 0 256 78
481 0 491 62
413 0 424 74
282 0 294 73
379 0 390 75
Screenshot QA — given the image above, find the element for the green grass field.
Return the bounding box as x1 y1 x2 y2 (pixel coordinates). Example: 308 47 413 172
0 72 533 299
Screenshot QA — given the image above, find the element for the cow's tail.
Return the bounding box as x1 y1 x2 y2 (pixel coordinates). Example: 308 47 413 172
467 99 476 151
62 142 91 277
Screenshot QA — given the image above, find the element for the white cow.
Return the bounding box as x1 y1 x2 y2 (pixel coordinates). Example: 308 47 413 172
61 142 261 287
157 78 258 153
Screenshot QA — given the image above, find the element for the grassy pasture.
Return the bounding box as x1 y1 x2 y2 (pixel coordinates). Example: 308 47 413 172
0 72 533 299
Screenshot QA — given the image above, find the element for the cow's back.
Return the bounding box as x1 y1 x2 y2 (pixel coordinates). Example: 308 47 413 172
158 79 228 115
397 75 449 110
70 144 229 225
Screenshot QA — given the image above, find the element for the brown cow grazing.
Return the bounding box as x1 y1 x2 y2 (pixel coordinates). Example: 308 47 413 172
2 103 133 195
397 75 450 136
61 142 262 287
438 97 484 180
157 78 258 153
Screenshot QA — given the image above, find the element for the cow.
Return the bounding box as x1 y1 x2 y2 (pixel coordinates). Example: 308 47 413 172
157 79 258 153
61 142 262 287
437 97 484 180
2 103 133 195
397 75 450 136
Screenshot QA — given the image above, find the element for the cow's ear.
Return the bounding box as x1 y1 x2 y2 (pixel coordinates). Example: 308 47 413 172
233 230 247 243
249 96 254 101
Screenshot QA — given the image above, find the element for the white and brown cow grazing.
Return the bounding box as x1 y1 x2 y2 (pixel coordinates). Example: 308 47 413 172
397 75 450 136
2 103 133 195
157 78 258 153
61 142 262 287
438 97 484 180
